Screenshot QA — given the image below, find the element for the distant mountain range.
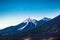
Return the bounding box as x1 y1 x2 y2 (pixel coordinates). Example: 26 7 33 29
0 15 60 40
0 17 51 36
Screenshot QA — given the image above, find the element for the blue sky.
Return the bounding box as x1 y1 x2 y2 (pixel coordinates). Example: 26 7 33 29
0 0 60 29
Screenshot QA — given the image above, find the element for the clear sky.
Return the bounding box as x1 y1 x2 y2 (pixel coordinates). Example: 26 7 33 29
0 0 60 29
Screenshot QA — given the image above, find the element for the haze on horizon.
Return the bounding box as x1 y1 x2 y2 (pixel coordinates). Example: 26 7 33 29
0 0 60 29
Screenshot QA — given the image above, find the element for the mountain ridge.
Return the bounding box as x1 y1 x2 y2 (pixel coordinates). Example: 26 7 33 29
0 17 51 36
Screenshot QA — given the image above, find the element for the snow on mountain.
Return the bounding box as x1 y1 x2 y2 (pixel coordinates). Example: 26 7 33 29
23 17 37 25
18 21 29 30
18 18 38 30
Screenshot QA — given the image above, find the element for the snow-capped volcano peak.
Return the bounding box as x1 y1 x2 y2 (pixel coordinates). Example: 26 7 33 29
23 17 38 26
18 18 38 30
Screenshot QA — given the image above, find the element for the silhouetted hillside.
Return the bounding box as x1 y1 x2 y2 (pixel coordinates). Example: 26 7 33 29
0 15 60 40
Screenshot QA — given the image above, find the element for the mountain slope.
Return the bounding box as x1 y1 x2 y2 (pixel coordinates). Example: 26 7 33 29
22 15 60 39
0 17 51 36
